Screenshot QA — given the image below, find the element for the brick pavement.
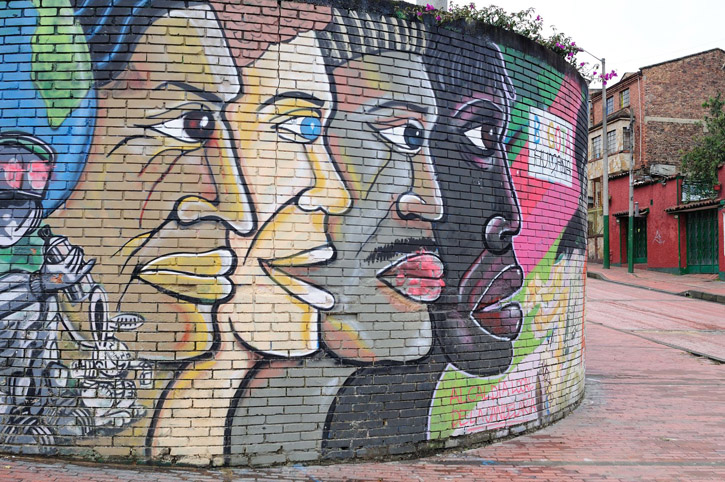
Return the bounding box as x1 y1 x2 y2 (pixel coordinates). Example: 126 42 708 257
1 280 724 481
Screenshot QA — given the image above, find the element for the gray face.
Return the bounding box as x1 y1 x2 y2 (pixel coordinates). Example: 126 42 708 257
304 51 443 363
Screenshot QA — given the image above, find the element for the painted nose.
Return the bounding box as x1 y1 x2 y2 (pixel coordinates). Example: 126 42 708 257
396 148 444 221
483 191 521 253
175 133 255 235
297 147 352 215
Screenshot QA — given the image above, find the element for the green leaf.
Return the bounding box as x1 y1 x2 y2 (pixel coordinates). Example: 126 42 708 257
30 0 93 128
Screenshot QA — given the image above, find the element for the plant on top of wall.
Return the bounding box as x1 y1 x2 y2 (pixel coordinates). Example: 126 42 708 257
680 92 725 189
395 2 612 84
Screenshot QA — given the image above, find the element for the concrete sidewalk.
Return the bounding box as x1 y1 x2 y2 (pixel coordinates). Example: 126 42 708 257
587 262 725 304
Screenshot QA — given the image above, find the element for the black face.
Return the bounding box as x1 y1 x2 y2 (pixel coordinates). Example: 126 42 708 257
428 56 524 377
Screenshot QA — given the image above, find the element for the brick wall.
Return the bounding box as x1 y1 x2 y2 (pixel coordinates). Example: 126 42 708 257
0 0 587 467
643 49 725 167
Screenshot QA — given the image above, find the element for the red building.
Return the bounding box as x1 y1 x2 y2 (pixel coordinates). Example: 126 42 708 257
587 48 725 279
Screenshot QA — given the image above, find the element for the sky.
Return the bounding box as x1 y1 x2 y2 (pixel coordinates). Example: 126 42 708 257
469 0 725 88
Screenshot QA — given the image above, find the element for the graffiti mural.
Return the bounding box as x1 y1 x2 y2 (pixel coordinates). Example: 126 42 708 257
0 0 588 466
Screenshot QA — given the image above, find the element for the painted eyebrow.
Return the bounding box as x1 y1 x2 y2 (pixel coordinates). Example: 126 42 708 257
453 98 505 119
368 100 429 115
153 81 224 105
257 91 326 112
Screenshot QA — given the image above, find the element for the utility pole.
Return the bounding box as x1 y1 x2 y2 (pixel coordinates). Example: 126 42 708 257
602 57 610 269
627 109 635 273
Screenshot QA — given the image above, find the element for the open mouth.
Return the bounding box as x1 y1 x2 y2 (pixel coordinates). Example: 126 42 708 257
469 265 523 340
259 244 335 310
377 251 445 303
136 248 235 304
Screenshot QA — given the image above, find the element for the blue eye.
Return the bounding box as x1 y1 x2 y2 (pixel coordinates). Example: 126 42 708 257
299 117 321 141
277 116 322 144
375 119 426 154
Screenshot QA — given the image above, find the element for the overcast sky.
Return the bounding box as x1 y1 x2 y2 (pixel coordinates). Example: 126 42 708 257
470 0 725 88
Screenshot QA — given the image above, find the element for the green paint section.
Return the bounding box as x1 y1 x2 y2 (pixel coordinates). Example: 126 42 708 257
501 47 566 164
30 0 92 128
0 230 45 273
428 235 563 440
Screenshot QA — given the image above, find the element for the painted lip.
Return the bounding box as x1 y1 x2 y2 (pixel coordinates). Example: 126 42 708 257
259 244 336 310
136 248 235 304
377 251 445 303
468 264 523 341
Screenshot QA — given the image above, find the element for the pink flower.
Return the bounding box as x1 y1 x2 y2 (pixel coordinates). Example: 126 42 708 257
416 11 422 16
436 15 442 21
536 15 541 21
470 2 475 9
426 3 435 11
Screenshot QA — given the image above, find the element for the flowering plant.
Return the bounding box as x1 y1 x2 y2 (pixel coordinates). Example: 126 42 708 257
395 2 615 84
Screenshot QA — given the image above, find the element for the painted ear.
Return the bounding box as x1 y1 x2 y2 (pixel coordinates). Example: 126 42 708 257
88 285 110 342
110 314 145 332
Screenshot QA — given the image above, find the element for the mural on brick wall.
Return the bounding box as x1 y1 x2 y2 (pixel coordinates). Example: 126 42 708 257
0 0 587 465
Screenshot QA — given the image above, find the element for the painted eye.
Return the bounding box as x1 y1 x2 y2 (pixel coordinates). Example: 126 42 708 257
151 110 216 144
276 116 322 143
464 120 503 156
376 120 425 154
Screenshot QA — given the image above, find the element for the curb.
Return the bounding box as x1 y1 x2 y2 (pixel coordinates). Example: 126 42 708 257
586 271 725 306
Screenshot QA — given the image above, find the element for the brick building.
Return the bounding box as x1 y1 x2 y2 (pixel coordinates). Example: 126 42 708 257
588 48 725 278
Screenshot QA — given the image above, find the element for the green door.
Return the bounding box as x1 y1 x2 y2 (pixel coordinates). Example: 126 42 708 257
632 216 647 264
686 209 718 274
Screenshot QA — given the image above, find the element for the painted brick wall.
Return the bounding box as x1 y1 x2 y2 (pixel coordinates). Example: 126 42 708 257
0 0 588 467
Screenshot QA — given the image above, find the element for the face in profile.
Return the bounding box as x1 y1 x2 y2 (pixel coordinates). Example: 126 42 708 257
220 30 351 358
307 49 444 363
427 43 524 376
47 6 253 360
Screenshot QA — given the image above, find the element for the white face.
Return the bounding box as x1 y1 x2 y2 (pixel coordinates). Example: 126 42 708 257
0 200 40 248
219 31 351 357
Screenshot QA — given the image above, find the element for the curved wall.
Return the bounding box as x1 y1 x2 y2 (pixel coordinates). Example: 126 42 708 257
0 0 587 466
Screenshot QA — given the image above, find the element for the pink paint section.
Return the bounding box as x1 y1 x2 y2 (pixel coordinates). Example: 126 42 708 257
512 144 581 275
512 74 584 275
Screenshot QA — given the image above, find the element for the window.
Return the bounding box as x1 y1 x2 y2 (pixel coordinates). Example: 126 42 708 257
607 130 617 154
623 126 632 150
592 135 602 159
620 89 630 108
593 178 602 207
606 96 614 115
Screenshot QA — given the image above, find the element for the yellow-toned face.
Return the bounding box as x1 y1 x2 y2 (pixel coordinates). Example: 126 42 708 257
47 6 253 360
219 31 351 357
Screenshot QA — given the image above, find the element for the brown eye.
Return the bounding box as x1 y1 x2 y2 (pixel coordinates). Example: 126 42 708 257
182 111 215 142
464 121 501 155
150 110 216 144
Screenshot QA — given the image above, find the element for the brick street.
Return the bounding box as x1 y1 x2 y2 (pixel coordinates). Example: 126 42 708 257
1 269 724 481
